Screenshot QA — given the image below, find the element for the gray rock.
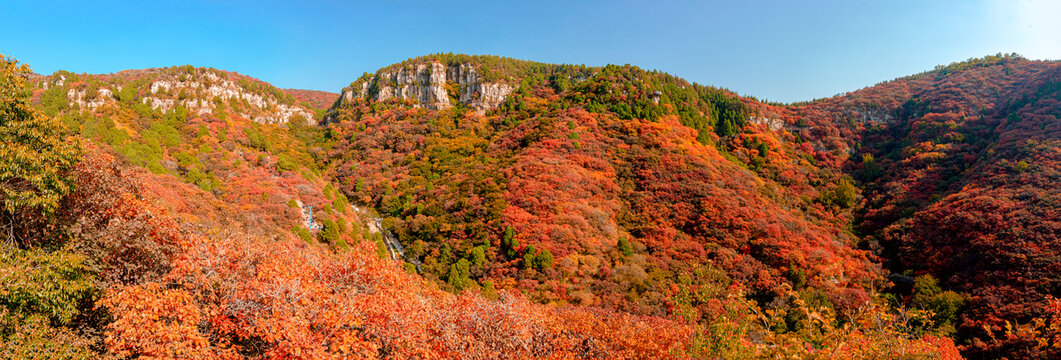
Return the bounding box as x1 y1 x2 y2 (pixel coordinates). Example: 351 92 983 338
341 62 513 111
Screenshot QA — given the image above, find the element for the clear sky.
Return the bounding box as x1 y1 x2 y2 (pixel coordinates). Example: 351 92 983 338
2 0 1058 102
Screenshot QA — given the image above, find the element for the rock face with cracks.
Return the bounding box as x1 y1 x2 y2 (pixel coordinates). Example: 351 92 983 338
37 68 315 125
339 62 514 110
140 71 315 124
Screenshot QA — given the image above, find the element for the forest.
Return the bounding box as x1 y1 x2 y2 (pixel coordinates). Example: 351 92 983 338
2 51 1058 359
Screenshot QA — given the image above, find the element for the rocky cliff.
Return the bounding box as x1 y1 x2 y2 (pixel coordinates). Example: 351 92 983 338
338 62 514 110
37 67 315 125
142 71 315 124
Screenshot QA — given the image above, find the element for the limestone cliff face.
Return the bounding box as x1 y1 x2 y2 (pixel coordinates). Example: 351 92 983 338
140 71 314 124
339 62 514 110
39 68 314 125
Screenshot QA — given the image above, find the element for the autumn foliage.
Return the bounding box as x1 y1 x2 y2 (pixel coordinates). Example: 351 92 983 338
21 52 1061 358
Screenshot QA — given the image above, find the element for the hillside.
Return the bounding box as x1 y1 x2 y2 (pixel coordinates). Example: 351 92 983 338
317 54 967 356
8 51 1061 359
670 53 1060 358
323 53 1061 358
283 88 339 110
24 65 354 239
324 56 876 315
0 55 711 359
804 55 1061 358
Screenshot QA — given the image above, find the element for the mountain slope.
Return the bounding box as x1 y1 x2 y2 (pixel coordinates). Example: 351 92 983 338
26 65 369 249
326 53 1061 358
324 57 878 317
722 54 1061 357
282 88 339 110
2 55 706 359
18 51 1060 358
832 56 1061 358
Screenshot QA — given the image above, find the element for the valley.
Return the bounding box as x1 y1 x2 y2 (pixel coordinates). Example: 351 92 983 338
2 52 1058 358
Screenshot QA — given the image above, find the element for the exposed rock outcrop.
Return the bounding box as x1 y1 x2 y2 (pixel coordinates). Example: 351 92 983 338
847 108 896 124
40 68 314 125
67 87 113 110
141 71 314 124
748 116 785 131
339 62 514 111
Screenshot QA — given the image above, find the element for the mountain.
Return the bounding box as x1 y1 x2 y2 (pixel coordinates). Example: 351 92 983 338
333 54 568 112
690 53 1059 358
33 66 317 124
1 56 698 359
324 55 877 314
282 88 339 110
804 55 1061 358
6 51 1059 358
24 65 352 237
323 53 1061 358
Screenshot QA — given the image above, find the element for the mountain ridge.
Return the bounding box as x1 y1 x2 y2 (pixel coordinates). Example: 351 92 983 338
323 52 1061 358
5 51 1060 358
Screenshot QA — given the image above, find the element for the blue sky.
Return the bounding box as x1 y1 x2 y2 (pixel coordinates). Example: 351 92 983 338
2 0 1058 102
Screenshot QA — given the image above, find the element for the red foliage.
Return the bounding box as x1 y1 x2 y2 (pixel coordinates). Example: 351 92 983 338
283 88 340 110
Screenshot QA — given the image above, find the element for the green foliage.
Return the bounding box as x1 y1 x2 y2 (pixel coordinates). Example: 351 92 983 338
448 258 472 292
336 218 348 234
323 184 335 199
149 122 181 147
911 275 965 335
0 314 97 359
832 176 858 208
708 92 746 137
370 53 588 85
38 86 68 117
534 249 553 270
617 237 633 256
243 126 268 151
0 247 99 357
276 154 297 173
481 280 498 300
195 124 209 138
570 63 746 144
0 248 95 326
820 176 858 208
319 218 340 244
786 267 808 289
292 226 312 244
930 52 1023 77
470 246 486 266
185 168 216 192
757 141 770 158
166 106 190 125
502 226 519 259
522 245 537 269
332 194 349 214
82 83 98 101
175 151 199 169
859 153 881 181
117 83 139 104
0 55 83 220
374 234 388 259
